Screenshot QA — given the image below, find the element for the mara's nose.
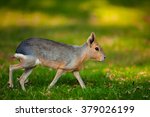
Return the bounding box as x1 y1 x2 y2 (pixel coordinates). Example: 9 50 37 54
104 56 106 59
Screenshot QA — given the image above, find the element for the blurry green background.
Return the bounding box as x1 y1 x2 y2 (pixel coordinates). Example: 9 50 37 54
0 0 149 99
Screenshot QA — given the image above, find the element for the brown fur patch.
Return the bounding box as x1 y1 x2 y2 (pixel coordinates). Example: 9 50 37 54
39 58 65 69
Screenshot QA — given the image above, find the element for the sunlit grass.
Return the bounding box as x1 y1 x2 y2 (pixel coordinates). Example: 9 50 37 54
0 9 78 27
90 3 144 27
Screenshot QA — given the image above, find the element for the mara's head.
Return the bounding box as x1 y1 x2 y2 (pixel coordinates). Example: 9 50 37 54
86 32 106 62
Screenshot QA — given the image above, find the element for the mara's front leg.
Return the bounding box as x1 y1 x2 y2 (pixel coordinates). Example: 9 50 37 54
73 71 86 89
47 69 65 90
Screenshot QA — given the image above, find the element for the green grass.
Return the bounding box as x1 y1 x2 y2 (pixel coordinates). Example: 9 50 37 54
0 0 150 100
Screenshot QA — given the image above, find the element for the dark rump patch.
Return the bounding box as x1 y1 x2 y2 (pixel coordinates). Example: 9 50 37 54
15 39 34 55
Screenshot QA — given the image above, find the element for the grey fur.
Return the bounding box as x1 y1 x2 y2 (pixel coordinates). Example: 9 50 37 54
9 32 106 91
16 38 90 70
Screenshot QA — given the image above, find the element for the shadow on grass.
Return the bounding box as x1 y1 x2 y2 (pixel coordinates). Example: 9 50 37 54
0 25 149 43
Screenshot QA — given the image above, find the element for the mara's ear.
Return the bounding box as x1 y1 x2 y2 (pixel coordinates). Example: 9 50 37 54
87 32 96 47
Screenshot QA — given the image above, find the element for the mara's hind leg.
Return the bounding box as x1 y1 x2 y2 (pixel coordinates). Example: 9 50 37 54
9 53 39 90
9 64 23 88
19 68 33 91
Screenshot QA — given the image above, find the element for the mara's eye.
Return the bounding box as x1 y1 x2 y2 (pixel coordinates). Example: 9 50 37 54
95 47 99 51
